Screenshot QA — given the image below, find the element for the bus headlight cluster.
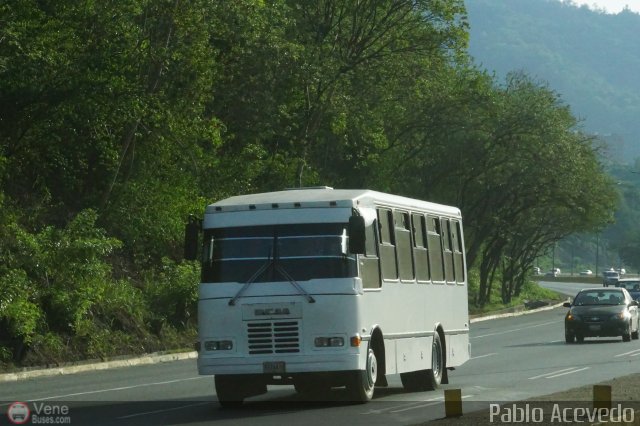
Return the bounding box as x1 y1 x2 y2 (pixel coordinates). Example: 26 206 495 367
204 340 233 351
314 336 344 347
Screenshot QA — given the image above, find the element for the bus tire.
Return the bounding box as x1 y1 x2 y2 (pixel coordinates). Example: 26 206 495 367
346 347 377 403
401 332 445 391
424 332 444 391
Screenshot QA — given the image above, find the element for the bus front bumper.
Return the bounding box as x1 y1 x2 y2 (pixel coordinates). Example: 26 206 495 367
198 352 362 376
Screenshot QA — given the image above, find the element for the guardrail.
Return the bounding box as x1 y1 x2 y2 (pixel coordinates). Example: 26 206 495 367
534 274 638 284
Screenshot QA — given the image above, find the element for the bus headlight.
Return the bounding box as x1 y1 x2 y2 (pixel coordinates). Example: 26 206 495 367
204 340 233 351
314 336 345 347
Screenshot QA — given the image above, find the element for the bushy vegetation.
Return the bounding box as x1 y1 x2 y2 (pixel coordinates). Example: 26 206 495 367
0 0 616 368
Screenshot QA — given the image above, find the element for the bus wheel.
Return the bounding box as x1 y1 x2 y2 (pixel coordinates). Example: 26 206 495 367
346 347 377 403
401 333 444 392
214 375 244 408
425 332 444 390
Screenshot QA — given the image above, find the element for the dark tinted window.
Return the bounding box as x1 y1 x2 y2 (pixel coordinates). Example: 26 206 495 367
202 224 357 283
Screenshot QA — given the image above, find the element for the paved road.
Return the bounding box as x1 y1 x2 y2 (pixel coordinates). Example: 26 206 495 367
2 281 639 425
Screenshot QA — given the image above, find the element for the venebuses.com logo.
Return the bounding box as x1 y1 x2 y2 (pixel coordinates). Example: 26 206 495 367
6 401 71 424
7 402 30 424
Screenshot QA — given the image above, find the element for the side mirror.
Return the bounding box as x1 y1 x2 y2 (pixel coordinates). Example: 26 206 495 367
184 215 201 261
348 216 366 254
562 302 571 308
630 300 639 307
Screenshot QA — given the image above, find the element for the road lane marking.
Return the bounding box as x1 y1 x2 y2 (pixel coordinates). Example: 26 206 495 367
472 321 557 339
614 348 640 357
118 401 210 419
528 367 580 380
389 395 473 413
545 367 589 378
470 353 498 360
362 395 469 415
362 397 445 415
23 376 206 402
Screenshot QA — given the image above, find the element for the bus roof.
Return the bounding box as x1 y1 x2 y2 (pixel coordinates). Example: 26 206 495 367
205 188 461 216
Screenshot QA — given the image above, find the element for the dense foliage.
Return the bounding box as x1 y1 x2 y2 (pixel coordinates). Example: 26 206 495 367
0 0 616 367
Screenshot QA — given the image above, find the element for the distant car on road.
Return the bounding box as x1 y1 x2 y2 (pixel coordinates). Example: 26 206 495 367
616 278 640 301
545 267 561 277
580 269 593 276
563 287 639 343
618 268 626 275
602 270 620 287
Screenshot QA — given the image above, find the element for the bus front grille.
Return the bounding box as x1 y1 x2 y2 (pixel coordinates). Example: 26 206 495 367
247 321 300 354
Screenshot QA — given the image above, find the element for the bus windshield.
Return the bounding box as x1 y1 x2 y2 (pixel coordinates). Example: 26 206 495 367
201 223 357 283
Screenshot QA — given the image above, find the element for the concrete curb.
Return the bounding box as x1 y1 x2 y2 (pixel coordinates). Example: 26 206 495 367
0 351 197 383
0 301 566 383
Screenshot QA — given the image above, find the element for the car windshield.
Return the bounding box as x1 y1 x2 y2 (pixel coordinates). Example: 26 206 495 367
574 291 625 306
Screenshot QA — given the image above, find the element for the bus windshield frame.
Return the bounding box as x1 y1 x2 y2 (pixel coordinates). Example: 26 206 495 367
201 223 357 283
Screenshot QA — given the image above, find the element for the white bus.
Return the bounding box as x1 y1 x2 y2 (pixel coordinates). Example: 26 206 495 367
184 187 470 405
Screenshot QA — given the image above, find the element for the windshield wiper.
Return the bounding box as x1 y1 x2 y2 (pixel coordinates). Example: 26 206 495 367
228 251 274 306
274 263 315 304
228 236 315 306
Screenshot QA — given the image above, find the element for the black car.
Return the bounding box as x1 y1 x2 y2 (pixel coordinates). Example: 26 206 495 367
564 288 639 343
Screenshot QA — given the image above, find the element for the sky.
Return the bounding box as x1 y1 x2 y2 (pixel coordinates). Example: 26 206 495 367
564 0 640 13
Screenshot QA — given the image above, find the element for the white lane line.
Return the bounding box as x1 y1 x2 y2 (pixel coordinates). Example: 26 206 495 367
26 376 206 402
545 367 590 379
614 348 640 358
472 321 557 339
389 395 474 414
470 353 498 360
528 367 579 380
118 401 210 419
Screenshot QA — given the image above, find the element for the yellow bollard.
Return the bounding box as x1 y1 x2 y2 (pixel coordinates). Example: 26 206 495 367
593 384 611 411
444 388 463 418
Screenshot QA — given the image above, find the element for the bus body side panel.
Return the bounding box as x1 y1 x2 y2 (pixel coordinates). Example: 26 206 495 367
360 278 469 375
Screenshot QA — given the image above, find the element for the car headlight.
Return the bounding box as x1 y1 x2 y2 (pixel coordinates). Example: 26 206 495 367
566 313 580 321
612 311 630 320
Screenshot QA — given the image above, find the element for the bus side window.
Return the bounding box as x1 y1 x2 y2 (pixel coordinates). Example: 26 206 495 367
361 220 382 289
451 220 465 284
412 213 430 282
394 210 414 282
365 221 378 257
426 215 444 282
441 218 455 283
377 208 398 281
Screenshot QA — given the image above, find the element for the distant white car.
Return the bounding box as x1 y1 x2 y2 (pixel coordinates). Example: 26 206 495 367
579 270 593 276
618 268 626 275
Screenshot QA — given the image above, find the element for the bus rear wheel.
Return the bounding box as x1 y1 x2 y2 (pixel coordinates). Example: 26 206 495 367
346 347 377 403
426 332 444 390
400 332 444 392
